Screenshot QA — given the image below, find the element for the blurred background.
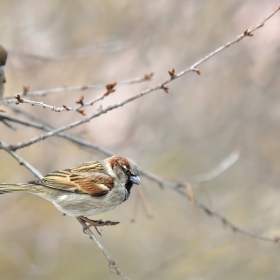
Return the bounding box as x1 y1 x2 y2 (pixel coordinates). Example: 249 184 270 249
0 0 280 279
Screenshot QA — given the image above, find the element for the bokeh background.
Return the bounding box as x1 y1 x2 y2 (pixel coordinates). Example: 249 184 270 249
0 0 280 279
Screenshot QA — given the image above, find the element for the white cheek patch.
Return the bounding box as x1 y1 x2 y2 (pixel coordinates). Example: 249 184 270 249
104 161 117 178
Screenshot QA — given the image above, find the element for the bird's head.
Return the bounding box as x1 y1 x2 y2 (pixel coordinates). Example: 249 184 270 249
103 156 141 187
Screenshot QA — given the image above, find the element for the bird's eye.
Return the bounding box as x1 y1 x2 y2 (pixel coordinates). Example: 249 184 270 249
122 166 131 176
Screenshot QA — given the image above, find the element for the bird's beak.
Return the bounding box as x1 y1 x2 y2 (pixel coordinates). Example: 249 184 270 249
130 175 141 186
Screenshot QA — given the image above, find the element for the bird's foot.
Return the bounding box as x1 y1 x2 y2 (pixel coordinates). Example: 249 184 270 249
79 216 120 236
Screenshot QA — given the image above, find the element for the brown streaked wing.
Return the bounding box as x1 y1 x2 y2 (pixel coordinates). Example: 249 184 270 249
40 161 114 196
71 160 105 173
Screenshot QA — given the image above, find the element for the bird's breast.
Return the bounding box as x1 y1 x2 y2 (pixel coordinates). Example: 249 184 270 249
51 187 128 217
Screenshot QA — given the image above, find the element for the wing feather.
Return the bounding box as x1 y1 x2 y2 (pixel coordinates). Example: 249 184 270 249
29 161 114 196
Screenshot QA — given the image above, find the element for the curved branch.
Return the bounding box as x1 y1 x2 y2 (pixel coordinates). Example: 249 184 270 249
193 147 241 183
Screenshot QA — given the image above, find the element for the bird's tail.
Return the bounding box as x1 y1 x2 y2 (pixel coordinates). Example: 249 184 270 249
0 183 31 194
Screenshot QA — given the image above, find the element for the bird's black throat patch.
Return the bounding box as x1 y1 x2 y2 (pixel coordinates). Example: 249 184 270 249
123 180 133 202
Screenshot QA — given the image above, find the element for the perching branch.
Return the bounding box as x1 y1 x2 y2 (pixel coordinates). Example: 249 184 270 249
0 140 130 278
2 113 278 242
77 217 130 280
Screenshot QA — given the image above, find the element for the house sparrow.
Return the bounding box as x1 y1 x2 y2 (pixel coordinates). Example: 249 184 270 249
0 156 141 233
0 44 7 99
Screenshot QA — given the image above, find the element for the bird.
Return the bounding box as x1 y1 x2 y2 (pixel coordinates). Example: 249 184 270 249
0 156 141 234
0 44 8 100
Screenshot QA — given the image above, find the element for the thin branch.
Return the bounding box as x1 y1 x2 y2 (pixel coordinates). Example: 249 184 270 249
0 95 98 115
0 140 43 179
1 72 154 99
76 217 130 280
0 113 113 156
8 98 144 150
193 147 242 183
196 203 280 243
1 82 117 114
139 169 280 243
189 6 280 71
0 113 53 130
6 6 280 151
0 119 16 130
0 97 75 113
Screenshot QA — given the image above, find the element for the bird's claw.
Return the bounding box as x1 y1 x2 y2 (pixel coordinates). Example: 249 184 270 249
80 216 120 236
